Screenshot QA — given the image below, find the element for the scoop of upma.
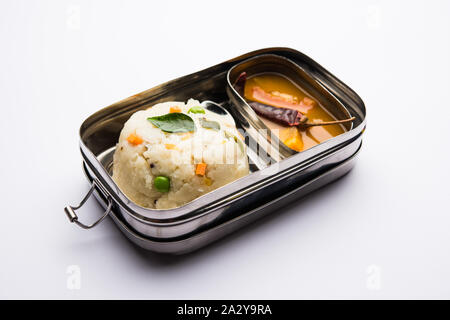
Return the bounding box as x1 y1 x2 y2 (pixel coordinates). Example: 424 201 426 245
112 99 249 209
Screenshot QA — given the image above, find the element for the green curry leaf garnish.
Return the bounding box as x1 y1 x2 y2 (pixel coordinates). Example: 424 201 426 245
148 113 196 133
199 118 220 131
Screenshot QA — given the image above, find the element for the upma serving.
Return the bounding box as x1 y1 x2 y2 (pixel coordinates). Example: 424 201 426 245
112 99 249 209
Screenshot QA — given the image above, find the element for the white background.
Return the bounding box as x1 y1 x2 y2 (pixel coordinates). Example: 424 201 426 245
1 0 449 299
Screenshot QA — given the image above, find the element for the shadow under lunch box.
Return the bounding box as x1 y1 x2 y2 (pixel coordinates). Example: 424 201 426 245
65 47 366 254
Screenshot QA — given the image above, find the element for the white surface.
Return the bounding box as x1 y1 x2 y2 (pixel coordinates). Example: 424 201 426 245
1 0 449 299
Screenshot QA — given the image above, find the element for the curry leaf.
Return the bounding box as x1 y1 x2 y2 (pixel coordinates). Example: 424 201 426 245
200 118 220 131
188 106 205 114
148 113 196 133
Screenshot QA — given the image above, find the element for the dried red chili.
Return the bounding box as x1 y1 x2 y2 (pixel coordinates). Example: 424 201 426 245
248 101 305 126
233 72 306 126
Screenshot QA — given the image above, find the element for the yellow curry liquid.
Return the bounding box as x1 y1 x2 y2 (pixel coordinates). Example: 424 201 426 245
244 73 345 152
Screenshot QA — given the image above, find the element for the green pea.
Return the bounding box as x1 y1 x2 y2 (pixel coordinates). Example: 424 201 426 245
188 106 205 114
154 176 170 193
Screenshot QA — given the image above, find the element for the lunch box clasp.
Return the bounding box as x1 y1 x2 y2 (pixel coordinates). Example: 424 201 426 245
64 182 112 229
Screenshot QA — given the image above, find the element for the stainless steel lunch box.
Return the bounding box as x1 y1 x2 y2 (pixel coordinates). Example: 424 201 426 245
65 47 366 254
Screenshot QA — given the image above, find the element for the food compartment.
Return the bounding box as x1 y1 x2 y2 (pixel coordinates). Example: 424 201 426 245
227 54 354 160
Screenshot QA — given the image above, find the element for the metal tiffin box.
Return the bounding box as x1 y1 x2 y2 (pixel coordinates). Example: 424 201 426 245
65 47 366 254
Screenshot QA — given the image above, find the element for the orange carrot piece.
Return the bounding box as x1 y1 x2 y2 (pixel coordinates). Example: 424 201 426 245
127 133 143 146
170 106 181 113
195 163 207 176
280 127 303 152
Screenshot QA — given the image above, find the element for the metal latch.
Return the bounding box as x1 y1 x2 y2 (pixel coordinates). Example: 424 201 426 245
64 182 112 229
